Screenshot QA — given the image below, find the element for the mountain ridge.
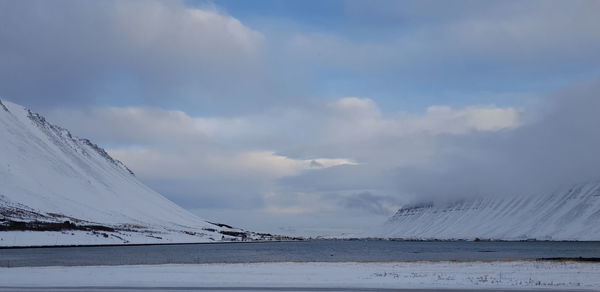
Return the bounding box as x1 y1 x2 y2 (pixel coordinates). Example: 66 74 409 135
379 180 600 241
0 99 286 246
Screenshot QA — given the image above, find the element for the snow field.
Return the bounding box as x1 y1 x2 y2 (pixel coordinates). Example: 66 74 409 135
0 261 598 290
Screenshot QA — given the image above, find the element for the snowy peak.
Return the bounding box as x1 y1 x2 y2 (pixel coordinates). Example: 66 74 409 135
0 99 8 112
381 181 600 241
23 106 134 176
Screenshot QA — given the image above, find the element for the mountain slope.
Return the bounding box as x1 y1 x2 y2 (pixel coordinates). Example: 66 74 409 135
0 99 275 246
380 181 600 241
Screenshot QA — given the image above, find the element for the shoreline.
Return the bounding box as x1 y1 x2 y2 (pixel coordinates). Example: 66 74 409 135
2 238 600 250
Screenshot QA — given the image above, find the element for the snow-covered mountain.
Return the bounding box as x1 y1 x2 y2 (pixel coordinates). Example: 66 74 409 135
0 99 279 246
380 181 600 241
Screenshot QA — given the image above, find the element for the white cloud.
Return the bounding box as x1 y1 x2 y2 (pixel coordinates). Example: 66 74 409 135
327 97 520 137
112 0 263 65
48 96 521 223
50 97 519 168
413 105 520 134
108 149 356 182
321 98 520 167
46 106 252 146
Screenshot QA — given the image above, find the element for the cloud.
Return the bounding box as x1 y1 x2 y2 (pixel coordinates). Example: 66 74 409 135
388 80 600 202
278 0 600 99
415 106 520 133
267 81 600 232
44 106 251 147
0 0 264 108
316 98 519 167
339 1 600 60
338 192 401 215
42 80 600 234
44 96 520 228
3 0 599 116
330 97 520 135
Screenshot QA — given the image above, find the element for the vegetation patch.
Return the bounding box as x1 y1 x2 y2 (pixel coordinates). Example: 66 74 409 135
0 219 115 232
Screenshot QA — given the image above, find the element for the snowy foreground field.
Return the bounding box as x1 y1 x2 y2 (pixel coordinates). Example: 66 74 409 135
1 261 599 291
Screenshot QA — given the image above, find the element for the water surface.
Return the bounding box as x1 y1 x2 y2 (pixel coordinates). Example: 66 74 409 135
1 240 599 267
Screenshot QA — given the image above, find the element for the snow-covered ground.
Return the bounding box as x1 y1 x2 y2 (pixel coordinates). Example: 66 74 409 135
0 230 243 247
1 261 598 290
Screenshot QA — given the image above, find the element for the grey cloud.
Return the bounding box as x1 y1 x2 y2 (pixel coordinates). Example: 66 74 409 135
338 192 400 215
390 80 600 202
146 177 266 210
281 0 600 97
45 96 525 214
3 0 599 115
268 80 600 210
278 164 391 194
32 77 600 233
0 0 265 109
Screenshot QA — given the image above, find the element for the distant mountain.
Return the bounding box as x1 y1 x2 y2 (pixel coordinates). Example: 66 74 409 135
0 99 281 246
379 181 600 241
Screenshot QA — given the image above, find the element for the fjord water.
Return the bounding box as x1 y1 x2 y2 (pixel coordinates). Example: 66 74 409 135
2 240 599 267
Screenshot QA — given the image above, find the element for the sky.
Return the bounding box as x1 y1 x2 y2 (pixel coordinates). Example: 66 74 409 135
1 0 600 236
